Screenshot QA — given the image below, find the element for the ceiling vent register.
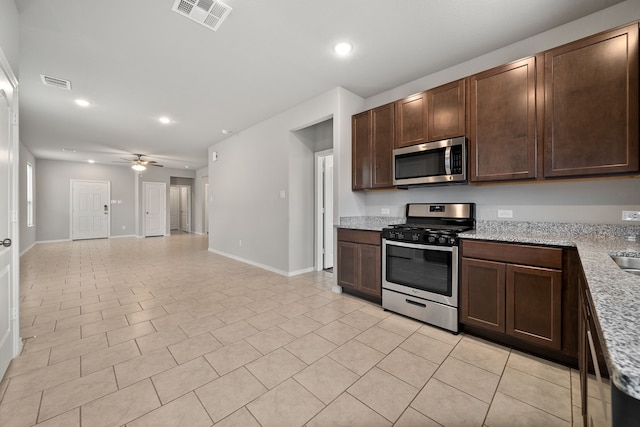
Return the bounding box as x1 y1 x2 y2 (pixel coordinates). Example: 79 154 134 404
40 74 72 90
172 0 232 32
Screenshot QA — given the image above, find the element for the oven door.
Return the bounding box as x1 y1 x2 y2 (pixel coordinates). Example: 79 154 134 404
382 239 458 307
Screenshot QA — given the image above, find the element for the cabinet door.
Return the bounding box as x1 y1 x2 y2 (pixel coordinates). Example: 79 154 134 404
371 103 395 188
544 24 639 177
460 257 506 333
506 264 562 350
469 57 538 182
428 79 465 141
357 244 381 298
337 241 358 290
352 111 372 190
395 92 428 148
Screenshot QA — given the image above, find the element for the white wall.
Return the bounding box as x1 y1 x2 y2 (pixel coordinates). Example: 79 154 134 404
208 87 364 275
360 0 640 225
0 0 19 76
35 160 136 241
19 143 36 253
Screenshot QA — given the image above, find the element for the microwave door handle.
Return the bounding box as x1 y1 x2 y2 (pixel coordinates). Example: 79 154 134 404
444 146 452 175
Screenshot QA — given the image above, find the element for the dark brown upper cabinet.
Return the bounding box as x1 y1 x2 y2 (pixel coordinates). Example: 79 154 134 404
468 57 538 182
352 110 371 190
544 24 639 178
428 79 466 141
351 103 395 190
395 92 428 148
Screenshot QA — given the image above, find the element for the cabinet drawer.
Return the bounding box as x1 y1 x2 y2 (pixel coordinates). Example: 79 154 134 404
337 229 381 246
461 240 562 269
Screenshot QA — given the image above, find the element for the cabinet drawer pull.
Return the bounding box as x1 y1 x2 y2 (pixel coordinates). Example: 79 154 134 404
405 299 426 308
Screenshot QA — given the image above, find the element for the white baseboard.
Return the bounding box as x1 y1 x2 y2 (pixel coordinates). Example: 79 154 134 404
36 238 72 244
207 248 314 277
109 234 136 239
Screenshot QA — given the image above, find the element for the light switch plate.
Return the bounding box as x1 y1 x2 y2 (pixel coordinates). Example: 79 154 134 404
497 209 513 218
381 208 390 215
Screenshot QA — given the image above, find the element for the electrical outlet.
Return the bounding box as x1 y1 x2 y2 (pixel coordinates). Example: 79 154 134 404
381 208 390 215
622 211 640 221
497 209 513 218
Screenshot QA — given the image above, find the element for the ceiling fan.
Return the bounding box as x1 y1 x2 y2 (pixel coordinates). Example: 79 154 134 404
114 154 164 171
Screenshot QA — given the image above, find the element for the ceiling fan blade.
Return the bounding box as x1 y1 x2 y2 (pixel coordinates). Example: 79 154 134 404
112 160 132 163
150 164 164 167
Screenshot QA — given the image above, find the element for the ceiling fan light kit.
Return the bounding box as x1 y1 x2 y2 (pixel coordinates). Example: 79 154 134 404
131 163 146 171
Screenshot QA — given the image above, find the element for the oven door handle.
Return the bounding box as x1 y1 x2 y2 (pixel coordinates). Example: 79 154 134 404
382 239 453 253
444 146 452 175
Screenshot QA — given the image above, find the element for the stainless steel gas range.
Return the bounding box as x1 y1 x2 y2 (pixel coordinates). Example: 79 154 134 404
381 203 475 333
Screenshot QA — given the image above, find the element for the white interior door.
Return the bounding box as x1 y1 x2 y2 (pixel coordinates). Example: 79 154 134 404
170 186 179 230
323 155 334 269
144 181 166 237
0 51 19 379
179 186 191 232
71 180 110 240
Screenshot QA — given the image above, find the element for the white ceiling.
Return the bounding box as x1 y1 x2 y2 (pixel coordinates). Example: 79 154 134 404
17 0 624 170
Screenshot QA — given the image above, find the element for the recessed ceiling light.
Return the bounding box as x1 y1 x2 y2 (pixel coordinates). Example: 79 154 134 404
88 159 95 164
333 42 353 56
159 116 171 124
75 99 90 107
61 148 77 152
221 129 233 135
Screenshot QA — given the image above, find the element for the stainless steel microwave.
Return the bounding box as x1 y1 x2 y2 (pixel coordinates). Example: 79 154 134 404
393 136 467 186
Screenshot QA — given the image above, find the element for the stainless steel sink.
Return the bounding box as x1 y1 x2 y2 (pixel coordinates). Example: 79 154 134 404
610 256 640 276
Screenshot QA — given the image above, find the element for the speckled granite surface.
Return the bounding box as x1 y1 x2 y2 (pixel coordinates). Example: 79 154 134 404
337 216 404 231
461 221 640 400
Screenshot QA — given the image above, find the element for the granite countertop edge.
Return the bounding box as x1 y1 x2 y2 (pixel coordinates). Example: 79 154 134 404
337 217 640 399
461 226 640 400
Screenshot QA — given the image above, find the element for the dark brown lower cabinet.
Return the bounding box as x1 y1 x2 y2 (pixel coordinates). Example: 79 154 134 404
461 240 568 355
337 229 381 302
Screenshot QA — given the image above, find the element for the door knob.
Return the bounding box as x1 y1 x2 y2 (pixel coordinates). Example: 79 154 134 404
2 238 11 248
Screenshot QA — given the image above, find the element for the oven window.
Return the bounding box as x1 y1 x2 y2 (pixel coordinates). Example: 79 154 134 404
385 245 452 296
395 148 446 179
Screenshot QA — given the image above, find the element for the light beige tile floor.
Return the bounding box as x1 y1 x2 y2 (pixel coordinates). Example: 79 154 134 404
0 233 604 426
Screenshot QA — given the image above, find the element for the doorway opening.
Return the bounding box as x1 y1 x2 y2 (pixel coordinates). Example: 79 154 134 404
290 117 334 273
170 185 192 233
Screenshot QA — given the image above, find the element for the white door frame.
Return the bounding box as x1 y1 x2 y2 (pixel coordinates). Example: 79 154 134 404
0 47 20 378
70 180 111 240
170 186 180 230
315 149 334 271
203 178 209 234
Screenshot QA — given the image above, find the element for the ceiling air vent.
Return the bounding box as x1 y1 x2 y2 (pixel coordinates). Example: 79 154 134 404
40 74 72 90
172 0 232 32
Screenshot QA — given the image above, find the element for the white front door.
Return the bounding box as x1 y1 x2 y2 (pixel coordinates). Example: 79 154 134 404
170 186 179 230
0 50 19 379
179 186 191 232
144 181 166 237
71 180 110 240
204 181 209 234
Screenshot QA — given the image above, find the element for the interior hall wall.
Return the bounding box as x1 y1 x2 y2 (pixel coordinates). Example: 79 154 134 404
19 143 36 253
208 87 364 275
0 0 19 76
35 160 136 241
361 0 640 225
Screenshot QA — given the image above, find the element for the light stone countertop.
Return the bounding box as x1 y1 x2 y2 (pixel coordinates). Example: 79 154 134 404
461 221 640 400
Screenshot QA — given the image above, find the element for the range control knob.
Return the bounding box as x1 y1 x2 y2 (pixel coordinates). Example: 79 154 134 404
438 236 447 244
427 235 436 243
412 233 420 241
